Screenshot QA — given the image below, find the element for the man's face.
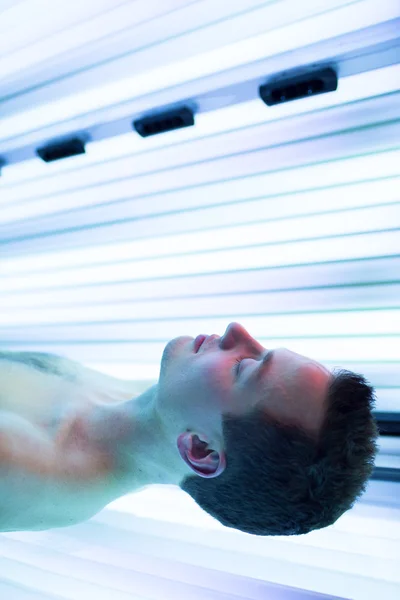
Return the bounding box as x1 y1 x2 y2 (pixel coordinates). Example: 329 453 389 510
157 322 332 444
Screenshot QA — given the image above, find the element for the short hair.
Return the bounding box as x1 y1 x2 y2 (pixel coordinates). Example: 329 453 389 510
179 369 379 536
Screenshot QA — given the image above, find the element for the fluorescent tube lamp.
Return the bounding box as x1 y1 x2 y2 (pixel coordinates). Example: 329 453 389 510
1 227 399 292
0 63 398 193
1 163 399 276
0 308 398 336
0 0 397 142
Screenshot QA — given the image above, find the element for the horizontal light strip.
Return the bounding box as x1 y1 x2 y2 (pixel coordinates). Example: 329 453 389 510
0 309 399 336
0 284 399 325
1 230 399 291
0 0 125 54
0 310 400 341
376 437 400 455
0 0 397 141
377 390 400 412
2 139 399 236
3 177 400 250
0 0 195 79
1 63 398 189
1 256 398 306
0 278 399 320
374 455 400 469
1 207 399 287
2 179 400 270
2 337 400 362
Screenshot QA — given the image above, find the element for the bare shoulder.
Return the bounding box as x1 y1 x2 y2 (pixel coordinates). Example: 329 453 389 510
0 351 77 381
0 351 83 427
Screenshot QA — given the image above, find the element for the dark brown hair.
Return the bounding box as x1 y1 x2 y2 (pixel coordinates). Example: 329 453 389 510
179 369 379 536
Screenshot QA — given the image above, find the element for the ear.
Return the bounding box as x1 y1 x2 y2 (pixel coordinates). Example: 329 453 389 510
177 432 226 479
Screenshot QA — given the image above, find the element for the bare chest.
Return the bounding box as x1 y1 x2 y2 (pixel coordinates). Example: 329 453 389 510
0 359 124 530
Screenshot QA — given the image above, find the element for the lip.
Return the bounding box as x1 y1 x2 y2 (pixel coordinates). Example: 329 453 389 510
194 334 208 353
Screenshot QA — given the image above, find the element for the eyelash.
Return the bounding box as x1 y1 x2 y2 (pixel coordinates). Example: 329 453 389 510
234 357 243 376
234 352 269 377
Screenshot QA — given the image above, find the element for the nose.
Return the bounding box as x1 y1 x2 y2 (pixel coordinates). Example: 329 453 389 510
219 322 250 349
219 322 265 354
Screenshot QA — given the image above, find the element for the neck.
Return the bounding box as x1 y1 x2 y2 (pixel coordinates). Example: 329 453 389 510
82 381 187 498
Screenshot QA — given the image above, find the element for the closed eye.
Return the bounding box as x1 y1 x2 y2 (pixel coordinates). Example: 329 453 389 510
234 350 271 378
234 356 244 376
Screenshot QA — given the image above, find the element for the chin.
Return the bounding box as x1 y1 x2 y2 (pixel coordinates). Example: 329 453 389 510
166 336 193 353
160 336 193 370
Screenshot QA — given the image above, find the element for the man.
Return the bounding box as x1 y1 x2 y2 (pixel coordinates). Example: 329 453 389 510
0 322 379 534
